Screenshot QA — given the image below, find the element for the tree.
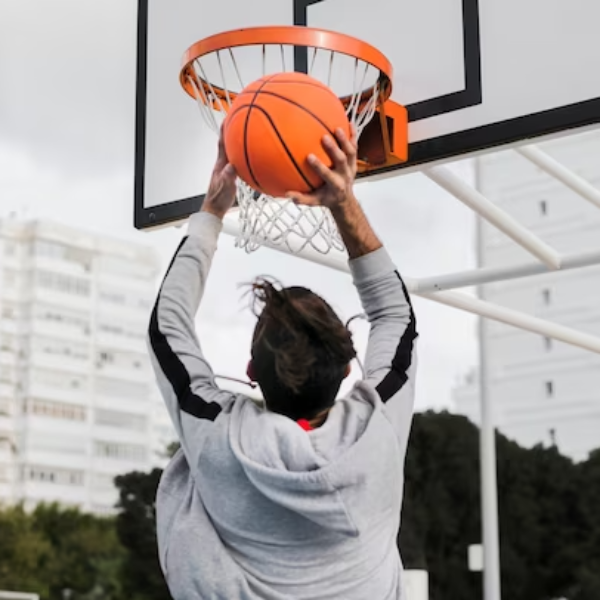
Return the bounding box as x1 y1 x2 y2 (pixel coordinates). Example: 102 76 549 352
0 503 124 600
114 469 171 600
400 411 481 599
31 503 125 600
570 448 600 599
0 504 52 597
400 411 600 600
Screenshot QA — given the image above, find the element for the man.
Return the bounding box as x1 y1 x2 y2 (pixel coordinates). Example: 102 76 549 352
148 127 418 599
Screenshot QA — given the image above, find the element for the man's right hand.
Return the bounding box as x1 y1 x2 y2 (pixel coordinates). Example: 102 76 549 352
286 128 358 210
286 127 382 260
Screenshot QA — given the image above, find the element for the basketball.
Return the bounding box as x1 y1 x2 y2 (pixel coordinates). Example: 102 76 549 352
223 72 352 199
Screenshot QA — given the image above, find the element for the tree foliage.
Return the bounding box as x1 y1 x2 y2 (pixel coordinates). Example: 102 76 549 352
0 503 123 599
1 415 599 600
114 469 171 600
400 411 600 600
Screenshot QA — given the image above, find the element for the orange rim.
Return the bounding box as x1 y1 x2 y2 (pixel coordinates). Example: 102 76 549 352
180 26 393 107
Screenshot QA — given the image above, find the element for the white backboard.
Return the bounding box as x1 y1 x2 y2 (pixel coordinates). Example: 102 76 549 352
135 0 600 229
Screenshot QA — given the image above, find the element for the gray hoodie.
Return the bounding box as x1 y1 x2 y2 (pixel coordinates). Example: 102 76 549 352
148 212 418 599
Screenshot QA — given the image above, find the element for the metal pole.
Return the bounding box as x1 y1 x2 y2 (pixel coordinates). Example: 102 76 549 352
424 166 561 269
516 145 600 210
475 165 502 600
413 248 600 293
222 217 600 355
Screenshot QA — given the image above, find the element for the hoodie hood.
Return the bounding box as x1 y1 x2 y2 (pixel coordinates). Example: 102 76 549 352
228 382 382 537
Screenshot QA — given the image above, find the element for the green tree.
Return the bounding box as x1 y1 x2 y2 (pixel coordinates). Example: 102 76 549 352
0 504 52 597
400 411 599 600
400 411 481 599
114 469 170 600
0 503 123 600
31 503 125 600
571 448 600 599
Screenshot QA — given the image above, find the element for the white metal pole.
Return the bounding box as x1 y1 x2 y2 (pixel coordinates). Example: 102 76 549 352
417 289 600 354
413 248 600 293
424 166 561 269
475 207 502 600
223 216 600 355
516 145 600 210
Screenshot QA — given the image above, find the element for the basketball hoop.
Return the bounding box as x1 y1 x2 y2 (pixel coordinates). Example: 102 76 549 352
180 26 407 254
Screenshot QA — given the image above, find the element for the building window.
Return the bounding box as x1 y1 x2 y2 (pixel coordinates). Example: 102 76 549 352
37 338 89 361
94 441 147 462
37 306 90 335
545 381 554 398
93 473 116 489
539 200 548 216
25 465 85 486
542 288 552 305
25 399 87 422
94 408 146 432
96 377 147 399
36 271 90 297
1 306 15 319
32 369 88 392
98 351 114 365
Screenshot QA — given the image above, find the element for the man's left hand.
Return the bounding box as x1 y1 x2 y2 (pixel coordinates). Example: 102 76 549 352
201 131 237 220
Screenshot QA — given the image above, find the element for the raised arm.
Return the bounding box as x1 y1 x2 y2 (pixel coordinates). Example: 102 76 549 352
287 129 418 450
147 136 239 468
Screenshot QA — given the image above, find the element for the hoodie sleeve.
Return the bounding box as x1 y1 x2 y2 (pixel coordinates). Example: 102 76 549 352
349 247 418 452
147 212 236 467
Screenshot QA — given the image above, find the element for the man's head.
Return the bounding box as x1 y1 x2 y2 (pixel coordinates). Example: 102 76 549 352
247 278 356 421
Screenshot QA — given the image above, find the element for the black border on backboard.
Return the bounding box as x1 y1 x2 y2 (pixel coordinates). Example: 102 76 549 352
294 0 482 123
134 0 600 230
134 0 203 230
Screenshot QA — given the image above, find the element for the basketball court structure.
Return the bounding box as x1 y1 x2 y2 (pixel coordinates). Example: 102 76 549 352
134 2 600 599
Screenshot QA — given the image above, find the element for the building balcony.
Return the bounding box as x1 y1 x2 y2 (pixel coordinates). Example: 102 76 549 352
20 481 88 506
27 382 90 406
29 352 90 375
91 424 149 446
95 362 151 383
90 456 151 475
0 382 15 398
21 449 90 471
0 318 20 335
31 255 91 278
30 319 90 342
95 332 146 354
0 414 15 437
31 287 92 312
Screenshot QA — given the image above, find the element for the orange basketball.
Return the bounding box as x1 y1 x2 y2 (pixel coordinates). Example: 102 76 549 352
223 72 352 199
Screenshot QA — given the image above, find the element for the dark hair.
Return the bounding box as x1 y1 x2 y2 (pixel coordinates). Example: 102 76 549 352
248 278 356 420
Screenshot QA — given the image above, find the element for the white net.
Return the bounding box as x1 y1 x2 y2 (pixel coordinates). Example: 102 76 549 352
185 43 383 254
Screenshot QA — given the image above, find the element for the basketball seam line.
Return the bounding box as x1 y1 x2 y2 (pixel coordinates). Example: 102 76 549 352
244 103 317 193
230 89 340 143
243 74 280 192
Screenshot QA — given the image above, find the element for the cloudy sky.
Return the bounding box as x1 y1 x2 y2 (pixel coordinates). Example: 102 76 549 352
0 0 478 410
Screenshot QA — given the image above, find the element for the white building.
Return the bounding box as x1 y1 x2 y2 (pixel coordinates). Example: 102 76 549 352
453 130 600 462
0 217 175 513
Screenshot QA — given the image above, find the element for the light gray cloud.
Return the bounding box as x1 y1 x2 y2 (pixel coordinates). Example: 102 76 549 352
0 0 137 178
0 0 478 411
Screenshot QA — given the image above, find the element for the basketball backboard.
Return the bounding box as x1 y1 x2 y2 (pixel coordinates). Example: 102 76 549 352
134 0 600 230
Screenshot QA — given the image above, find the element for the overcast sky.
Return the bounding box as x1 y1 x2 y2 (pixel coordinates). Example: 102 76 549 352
0 0 478 410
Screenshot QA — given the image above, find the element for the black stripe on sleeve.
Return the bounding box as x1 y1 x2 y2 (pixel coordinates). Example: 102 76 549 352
375 274 418 403
148 237 222 421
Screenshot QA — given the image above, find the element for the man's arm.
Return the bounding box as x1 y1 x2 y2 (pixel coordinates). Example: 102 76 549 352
333 197 417 451
147 213 237 468
287 129 417 450
148 135 239 468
